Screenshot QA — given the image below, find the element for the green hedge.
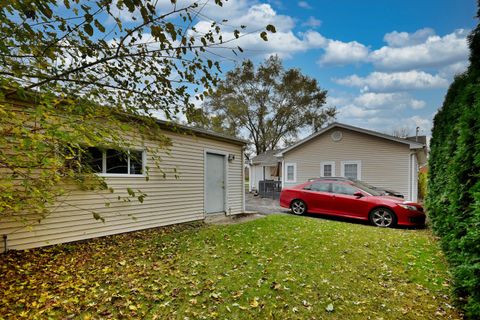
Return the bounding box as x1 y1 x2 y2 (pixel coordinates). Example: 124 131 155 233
426 4 480 317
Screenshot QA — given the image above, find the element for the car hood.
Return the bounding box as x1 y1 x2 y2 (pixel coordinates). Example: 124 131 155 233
376 195 416 204
375 195 404 203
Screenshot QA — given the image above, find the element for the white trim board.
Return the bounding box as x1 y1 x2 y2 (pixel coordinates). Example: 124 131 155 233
320 161 336 177
285 162 297 183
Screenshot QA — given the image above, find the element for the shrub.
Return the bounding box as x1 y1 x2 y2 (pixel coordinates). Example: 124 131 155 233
426 3 480 317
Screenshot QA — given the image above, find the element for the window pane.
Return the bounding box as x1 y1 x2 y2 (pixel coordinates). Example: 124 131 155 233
106 149 128 174
344 164 358 180
311 182 330 192
287 165 294 181
84 147 103 173
323 164 332 177
130 150 144 175
332 183 357 195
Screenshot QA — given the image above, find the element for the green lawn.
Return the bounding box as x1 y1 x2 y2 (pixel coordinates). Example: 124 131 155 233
0 215 461 319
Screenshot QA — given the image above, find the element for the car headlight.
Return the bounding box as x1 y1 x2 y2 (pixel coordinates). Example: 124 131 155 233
398 204 418 211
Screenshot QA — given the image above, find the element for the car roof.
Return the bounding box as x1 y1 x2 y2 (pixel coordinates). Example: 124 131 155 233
310 177 353 182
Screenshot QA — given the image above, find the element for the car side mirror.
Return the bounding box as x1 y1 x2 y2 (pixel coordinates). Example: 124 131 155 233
354 192 364 198
303 186 311 190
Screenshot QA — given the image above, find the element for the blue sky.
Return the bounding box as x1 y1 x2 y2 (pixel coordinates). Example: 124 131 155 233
183 0 476 139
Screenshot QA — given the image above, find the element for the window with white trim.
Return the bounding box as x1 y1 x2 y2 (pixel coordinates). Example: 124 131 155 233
320 161 335 177
84 147 145 176
341 160 361 180
285 163 297 182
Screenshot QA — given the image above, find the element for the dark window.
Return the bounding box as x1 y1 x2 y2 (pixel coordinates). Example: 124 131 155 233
332 183 357 195
129 150 144 175
323 164 332 177
309 182 331 192
81 148 144 175
106 149 128 174
84 147 103 173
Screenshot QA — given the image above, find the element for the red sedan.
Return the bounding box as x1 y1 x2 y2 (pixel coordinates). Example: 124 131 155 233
279 179 426 227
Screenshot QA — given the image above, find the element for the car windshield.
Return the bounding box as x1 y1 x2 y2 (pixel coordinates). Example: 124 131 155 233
352 181 384 196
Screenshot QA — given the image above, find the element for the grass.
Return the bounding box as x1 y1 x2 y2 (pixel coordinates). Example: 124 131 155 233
0 215 461 319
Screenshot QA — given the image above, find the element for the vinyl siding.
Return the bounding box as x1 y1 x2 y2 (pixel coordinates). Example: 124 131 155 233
249 165 277 191
0 130 244 251
282 127 411 199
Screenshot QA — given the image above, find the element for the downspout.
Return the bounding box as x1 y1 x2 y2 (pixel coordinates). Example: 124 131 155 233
3 235 7 253
408 152 416 201
241 146 246 213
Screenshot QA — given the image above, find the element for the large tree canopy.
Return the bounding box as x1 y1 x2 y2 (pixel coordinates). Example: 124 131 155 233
0 0 274 224
194 56 336 154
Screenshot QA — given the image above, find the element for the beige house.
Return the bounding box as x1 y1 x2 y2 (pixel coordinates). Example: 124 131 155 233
1 120 246 251
252 123 427 201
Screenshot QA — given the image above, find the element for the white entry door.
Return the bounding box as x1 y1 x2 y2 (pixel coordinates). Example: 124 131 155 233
205 153 226 214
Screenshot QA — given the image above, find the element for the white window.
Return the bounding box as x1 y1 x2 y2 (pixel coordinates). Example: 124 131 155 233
320 161 335 177
341 160 362 180
285 163 297 183
84 147 145 176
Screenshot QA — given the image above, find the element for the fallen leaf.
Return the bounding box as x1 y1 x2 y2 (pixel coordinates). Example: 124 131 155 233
326 303 334 312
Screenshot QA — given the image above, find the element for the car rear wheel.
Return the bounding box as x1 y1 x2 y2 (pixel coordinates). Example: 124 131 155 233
369 207 396 227
291 200 307 215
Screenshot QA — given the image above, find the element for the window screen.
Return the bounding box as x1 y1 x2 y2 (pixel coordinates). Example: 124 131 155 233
287 165 295 181
344 163 358 180
323 164 332 177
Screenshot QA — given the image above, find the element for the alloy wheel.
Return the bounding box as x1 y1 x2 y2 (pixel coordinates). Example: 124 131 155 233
291 200 306 215
371 208 395 227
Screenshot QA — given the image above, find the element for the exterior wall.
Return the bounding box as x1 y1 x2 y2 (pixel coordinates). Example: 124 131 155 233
249 164 278 191
282 127 412 199
0 130 244 251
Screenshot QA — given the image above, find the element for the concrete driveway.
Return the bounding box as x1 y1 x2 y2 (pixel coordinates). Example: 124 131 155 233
245 192 290 215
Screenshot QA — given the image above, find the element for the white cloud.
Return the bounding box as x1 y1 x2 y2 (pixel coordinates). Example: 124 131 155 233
227 3 296 32
383 28 436 47
319 40 369 65
188 3 311 59
302 16 322 28
410 99 426 110
339 104 380 118
335 70 449 92
370 29 469 71
328 92 433 137
298 1 312 9
353 92 425 110
439 61 469 78
303 30 328 48
406 115 432 134
312 28 469 72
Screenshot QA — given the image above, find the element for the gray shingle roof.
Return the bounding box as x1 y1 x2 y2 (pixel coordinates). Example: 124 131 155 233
251 149 284 165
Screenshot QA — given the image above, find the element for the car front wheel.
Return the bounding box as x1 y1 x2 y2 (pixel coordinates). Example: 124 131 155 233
369 208 396 227
291 200 307 215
